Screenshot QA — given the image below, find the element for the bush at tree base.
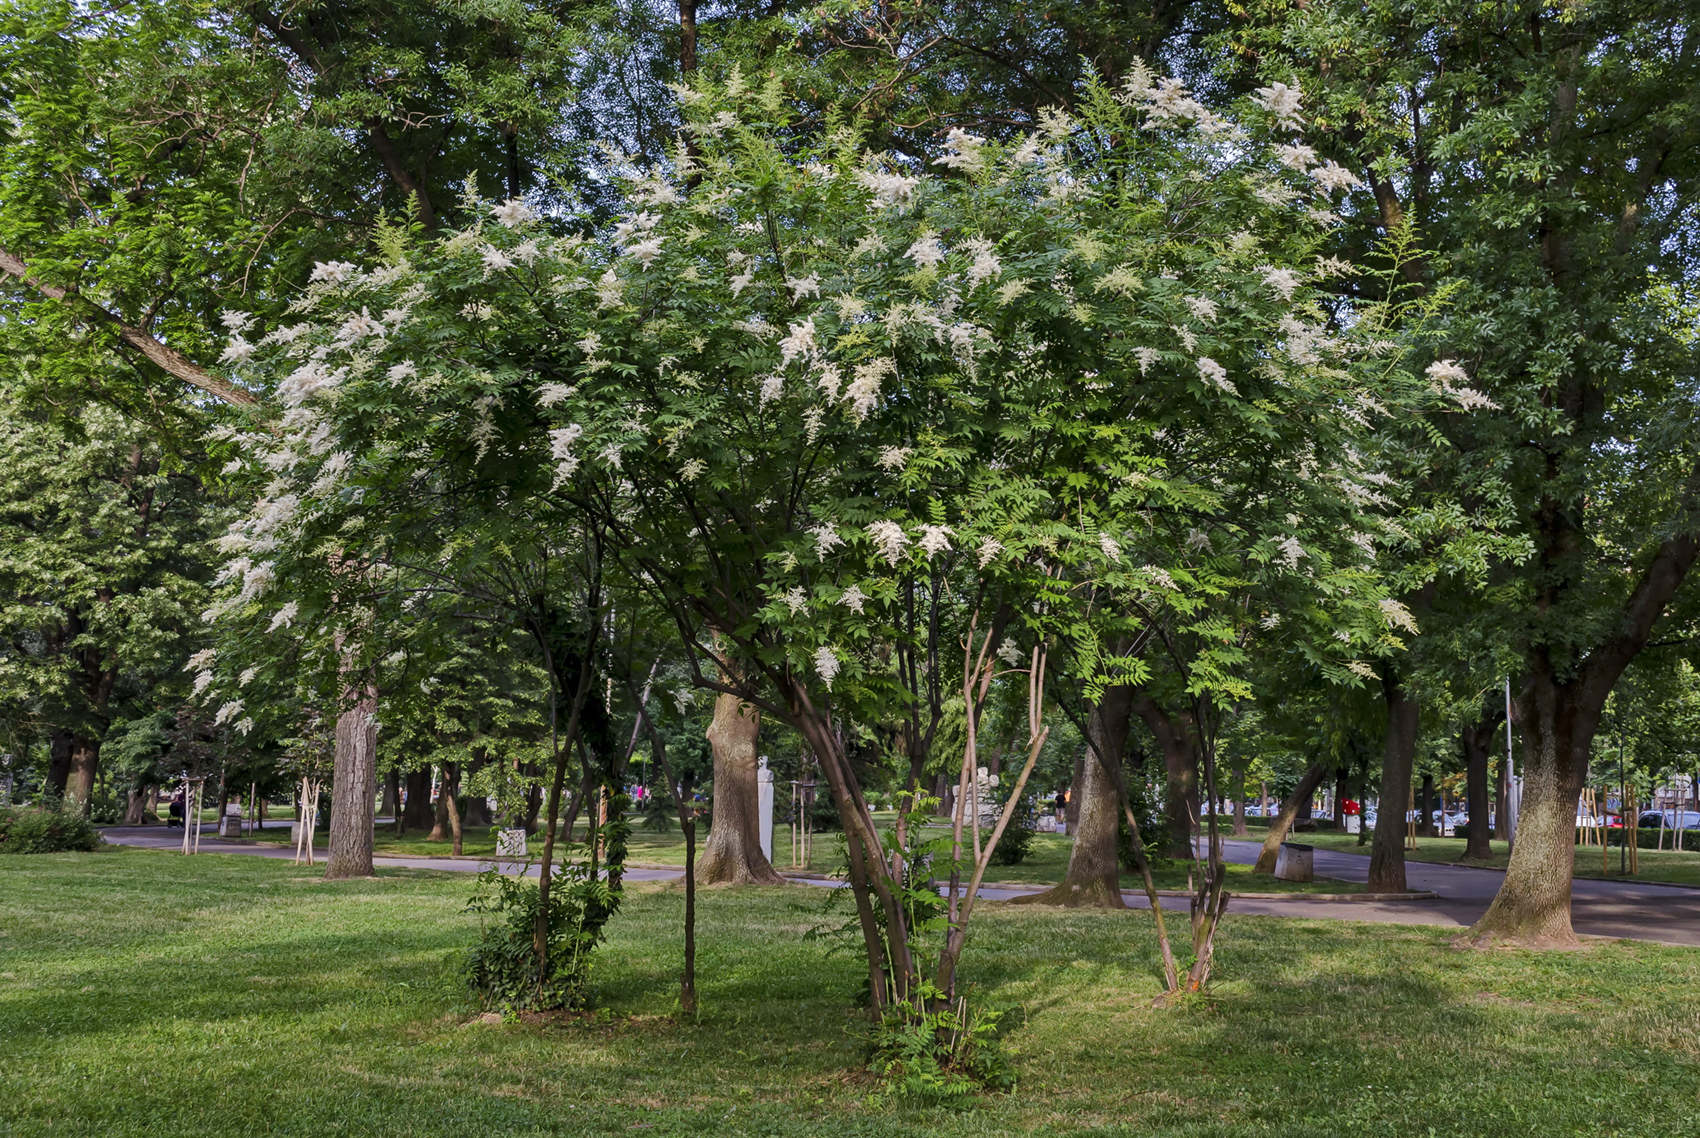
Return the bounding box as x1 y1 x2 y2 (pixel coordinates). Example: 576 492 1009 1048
464 853 619 1011
868 982 1015 1103
0 806 104 854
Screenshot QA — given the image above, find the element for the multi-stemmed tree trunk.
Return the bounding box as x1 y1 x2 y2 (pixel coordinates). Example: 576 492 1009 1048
1367 670 1418 893
696 693 783 885
1015 688 1131 908
324 696 378 879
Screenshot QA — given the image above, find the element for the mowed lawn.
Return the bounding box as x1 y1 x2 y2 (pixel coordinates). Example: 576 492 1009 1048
3 848 1699 1137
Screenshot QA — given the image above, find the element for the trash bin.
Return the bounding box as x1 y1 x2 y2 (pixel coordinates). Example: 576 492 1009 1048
1274 841 1314 882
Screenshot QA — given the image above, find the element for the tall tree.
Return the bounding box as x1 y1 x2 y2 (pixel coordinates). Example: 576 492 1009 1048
1238 0 1700 943
0 398 214 811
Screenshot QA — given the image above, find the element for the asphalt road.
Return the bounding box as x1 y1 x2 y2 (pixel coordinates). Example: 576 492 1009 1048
100 825 1700 947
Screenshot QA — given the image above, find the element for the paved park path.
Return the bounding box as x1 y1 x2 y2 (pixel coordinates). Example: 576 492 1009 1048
102 825 1700 948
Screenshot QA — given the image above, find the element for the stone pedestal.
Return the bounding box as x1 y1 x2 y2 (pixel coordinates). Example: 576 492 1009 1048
757 757 774 863
218 814 243 838
496 828 528 859
1274 841 1314 882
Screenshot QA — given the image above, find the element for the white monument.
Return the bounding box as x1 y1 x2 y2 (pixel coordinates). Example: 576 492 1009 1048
757 756 774 862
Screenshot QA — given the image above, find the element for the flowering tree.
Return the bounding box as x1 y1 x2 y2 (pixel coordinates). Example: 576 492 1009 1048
210 67 1456 1007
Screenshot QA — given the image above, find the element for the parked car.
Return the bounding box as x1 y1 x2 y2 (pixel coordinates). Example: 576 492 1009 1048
1642 810 1700 829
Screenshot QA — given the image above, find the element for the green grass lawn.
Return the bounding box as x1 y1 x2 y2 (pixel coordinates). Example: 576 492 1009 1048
4 847 1699 1136
247 820 1357 893
1287 831 1700 888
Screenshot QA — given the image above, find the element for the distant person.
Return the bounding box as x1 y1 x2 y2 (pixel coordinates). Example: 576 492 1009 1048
168 794 185 829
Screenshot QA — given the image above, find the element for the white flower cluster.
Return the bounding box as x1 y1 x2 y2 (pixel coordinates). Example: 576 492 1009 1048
876 446 912 472
1425 360 1499 412
1253 82 1305 131
1379 597 1419 634
918 525 953 558
548 424 584 487
866 520 909 565
933 128 987 174
857 168 921 209
1197 357 1237 396
814 645 841 689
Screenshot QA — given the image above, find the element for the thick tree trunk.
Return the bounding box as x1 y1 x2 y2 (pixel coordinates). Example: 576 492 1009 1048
462 755 491 828
1253 760 1330 873
324 697 378 879
66 736 99 811
123 788 146 825
1470 675 1597 944
441 763 463 855
400 766 433 834
1494 748 1508 841
1367 673 1418 893
428 766 451 842
1014 689 1130 908
1132 694 1199 858
1462 717 1496 860
522 778 543 835
379 768 399 820
1063 754 1085 833
1332 768 1349 830
1231 768 1248 837
1418 771 1436 837
697 694 784 885
46 730 72 797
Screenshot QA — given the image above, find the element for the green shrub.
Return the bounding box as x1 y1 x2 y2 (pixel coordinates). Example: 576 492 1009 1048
988 796 1035 866
869 984 1015 1103
639 788 673 832
0 806 104 853
463 804 628 1012
1611 827 1700 852
88 793 123 825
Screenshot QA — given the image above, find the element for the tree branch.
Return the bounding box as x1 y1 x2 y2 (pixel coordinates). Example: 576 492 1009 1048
0 246 255 406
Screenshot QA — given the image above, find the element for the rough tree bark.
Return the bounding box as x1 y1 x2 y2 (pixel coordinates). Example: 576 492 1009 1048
697 693 784 885
441 763 464 855
1132 693 1199 858
1471 520 1700 942
1367 671 1419 893
66 736 100 811
428 766 451 842
1253 760 1331 873
324 696 378 879
1013 688 1131 908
